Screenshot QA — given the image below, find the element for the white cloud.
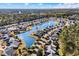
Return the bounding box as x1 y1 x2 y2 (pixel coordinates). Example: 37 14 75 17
53 3 79 8
24 3 29 6
39 3 43 5
27 3 79 9
0 3 79 9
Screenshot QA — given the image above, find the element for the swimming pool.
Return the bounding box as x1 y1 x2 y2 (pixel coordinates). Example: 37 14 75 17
17 20 58 48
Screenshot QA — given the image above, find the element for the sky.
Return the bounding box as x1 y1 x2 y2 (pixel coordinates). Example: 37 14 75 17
0 3 79 9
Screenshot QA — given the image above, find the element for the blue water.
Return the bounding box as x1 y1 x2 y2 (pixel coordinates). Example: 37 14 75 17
17 20 57 48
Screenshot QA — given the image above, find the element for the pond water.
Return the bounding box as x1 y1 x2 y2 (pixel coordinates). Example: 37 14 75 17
17 20 58 48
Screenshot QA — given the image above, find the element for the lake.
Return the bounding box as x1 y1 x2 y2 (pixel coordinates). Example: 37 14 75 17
17 20 58 48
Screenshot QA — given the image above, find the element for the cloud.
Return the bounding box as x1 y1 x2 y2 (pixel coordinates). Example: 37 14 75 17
39 3 43 5
0 3 79 9
24 3 29 6
53 3 79 8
